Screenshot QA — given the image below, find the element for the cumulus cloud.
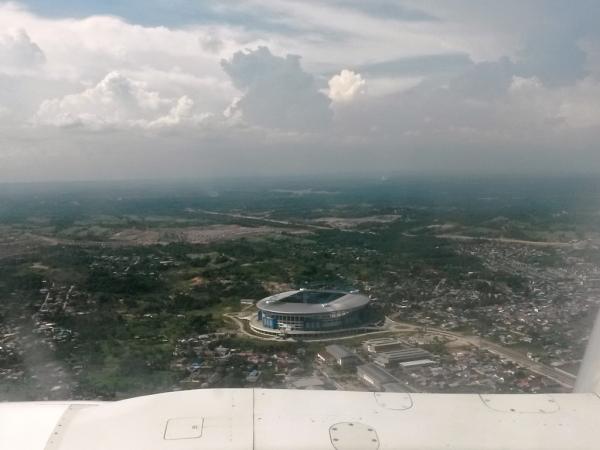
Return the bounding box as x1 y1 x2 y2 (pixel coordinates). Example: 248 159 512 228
1 1 600 181
221 46 332 130
199 34 224 54
449 57 514 100
0 3 238 90
557 78 600 129
508 75 600 129
509 75 543 93
0 29 45 73
34 71 205 129
328 69 366 102
146 95 212 128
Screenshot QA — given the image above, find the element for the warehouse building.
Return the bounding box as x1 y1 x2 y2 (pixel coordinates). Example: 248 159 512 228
357 363 396 391
362 337 405 354
399 359 436 369
373 348 433 368
321 344 358 368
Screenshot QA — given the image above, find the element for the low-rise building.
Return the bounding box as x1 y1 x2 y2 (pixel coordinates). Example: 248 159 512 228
362 337 405 353
373 348 432 368
399 359 435 369
323 344 358 367
357 363 395 390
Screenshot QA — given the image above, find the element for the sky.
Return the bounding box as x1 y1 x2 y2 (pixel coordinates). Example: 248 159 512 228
0 0 599 182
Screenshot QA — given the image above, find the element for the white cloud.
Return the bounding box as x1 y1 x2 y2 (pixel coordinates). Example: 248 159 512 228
0 28 45 73
0 3 244 129
0 3 247 85
221 46 332 130
507 75 600 129
509 75 543 93
328 69 366 102
146 95 213 128
0 1 599 181
557 78 600 129
364 76 422 97
34 71 206 129
199 34 224 54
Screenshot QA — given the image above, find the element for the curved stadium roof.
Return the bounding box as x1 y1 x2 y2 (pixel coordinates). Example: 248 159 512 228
256 290 369 315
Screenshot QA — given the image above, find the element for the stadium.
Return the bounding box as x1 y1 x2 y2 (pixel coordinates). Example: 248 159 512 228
251 289 371 336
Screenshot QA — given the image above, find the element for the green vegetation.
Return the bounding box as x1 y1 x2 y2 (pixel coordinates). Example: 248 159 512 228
2 176 599 398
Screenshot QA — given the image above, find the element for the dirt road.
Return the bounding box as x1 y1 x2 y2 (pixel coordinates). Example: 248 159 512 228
436 234 572 248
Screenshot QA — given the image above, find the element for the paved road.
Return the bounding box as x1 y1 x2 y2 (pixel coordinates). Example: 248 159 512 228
387 316 576 389
225 312 389 343
225 312 576 388
223 313 280 341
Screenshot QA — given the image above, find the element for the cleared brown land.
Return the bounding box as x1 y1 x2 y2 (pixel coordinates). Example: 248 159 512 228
314 215 401 229
110 225 302 245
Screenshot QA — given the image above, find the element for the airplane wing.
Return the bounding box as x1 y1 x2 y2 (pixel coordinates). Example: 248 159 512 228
2 388 600 450
4 306 600 450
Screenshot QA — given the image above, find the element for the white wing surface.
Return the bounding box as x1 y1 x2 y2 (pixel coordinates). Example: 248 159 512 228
2 389 600 450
